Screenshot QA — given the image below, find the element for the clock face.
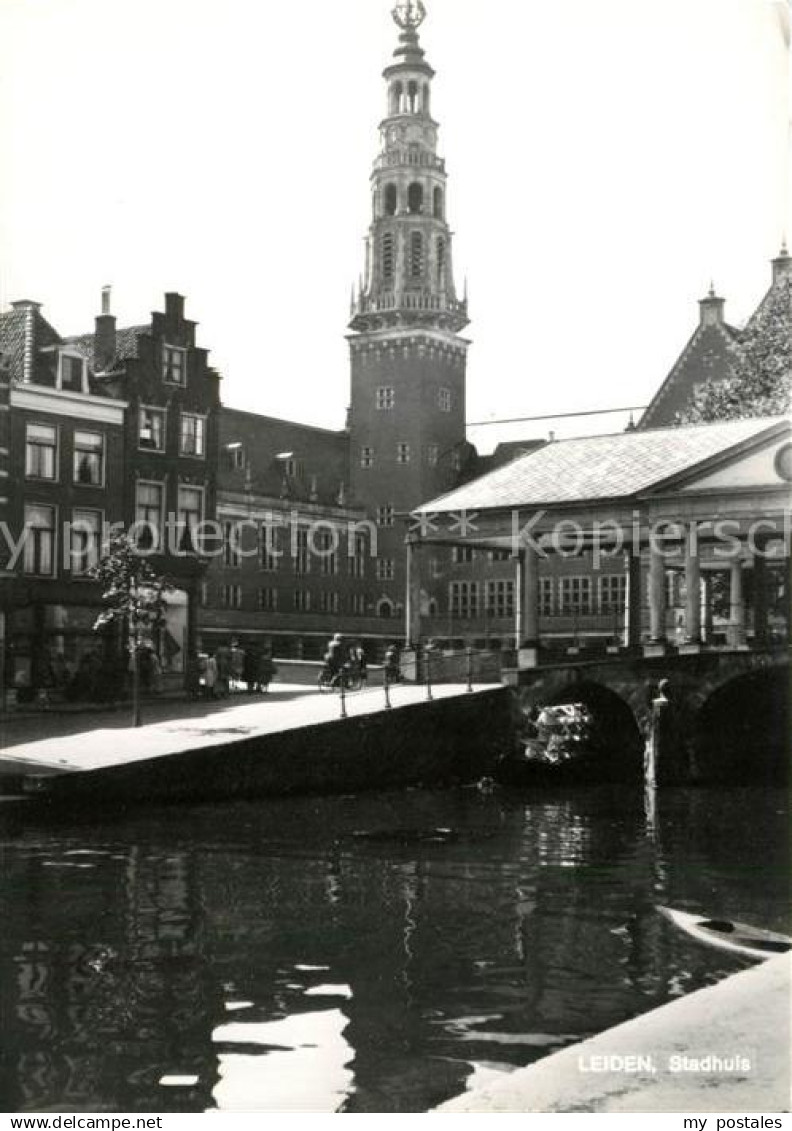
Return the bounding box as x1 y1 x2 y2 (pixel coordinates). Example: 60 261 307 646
774 442 792 483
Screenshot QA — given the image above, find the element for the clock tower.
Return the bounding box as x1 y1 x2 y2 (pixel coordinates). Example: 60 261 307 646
348 0 470 620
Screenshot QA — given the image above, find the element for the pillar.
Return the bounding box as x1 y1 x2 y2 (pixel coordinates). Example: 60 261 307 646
729 558 746 648
405 538 422 648
683 522 701 645
516 548 539 667
702 573 714 643
625 548 642 651
520 547 539 645
648 543 666 644
752 545 768 647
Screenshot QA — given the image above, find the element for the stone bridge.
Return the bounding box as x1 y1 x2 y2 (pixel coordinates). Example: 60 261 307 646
507 647 789 783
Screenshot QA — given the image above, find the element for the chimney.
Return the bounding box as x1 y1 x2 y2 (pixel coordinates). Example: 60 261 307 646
164 292 185 322
94 285 116 370
699 282 725 328
10 300 41 383
772 240 791 284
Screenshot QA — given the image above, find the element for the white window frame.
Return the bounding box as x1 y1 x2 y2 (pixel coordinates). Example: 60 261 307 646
377 505 395 527
293 528 311 575
135 480 165 551
56 351 88 393
485 579 515 618
23 502 58 577
259 527 280 572
376 558 395 581
258 587 278 612
176 484 205 554
376 386 395 411
452 546 475 564
560 576 593 616
539 577 555 617
73 430 105 487
360 446 374 469
221 584 242 609
396 442 411 465
25 422 59 482
223 520 242 568
139 405 167 453
163 343 187 386
318 591 340 614
449 580 479 619
70 508 104 578
349 533 368 579
179 412 206 458
438 387 452 412
293 589 312 612
599 574 627 615
318 530 338 577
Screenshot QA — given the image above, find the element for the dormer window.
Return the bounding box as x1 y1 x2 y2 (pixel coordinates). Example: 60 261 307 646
163 344 187 386
57 352 87 392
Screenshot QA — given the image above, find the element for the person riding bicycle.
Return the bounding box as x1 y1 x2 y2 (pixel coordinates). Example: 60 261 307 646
324 633 344 677
349 642 367 686
383 643 402 683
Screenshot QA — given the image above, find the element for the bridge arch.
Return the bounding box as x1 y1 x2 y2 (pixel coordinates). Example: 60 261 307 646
518 676 643 781
693 664 789 783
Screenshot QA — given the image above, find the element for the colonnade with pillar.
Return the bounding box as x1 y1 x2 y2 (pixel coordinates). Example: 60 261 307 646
405 516 788 667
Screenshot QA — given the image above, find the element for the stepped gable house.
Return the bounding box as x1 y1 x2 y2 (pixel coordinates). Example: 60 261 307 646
0 289 221 694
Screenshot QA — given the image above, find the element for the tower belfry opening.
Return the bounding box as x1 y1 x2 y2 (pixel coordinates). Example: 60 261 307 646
347 0 471 611
349 0 468 335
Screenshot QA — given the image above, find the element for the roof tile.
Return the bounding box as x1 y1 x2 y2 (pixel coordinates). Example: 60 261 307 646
419 417 787 512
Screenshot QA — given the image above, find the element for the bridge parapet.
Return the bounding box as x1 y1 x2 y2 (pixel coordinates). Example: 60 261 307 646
506 646 789 783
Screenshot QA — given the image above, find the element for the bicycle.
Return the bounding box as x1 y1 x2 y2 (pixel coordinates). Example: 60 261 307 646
317 662 362 693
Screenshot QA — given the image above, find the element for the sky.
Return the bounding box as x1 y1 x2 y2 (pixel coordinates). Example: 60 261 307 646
0 0 788 451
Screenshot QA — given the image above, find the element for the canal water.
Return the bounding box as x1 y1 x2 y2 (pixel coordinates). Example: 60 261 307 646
0 783 788 1113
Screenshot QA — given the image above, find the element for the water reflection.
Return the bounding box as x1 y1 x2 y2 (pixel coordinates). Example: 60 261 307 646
0 785 788 1112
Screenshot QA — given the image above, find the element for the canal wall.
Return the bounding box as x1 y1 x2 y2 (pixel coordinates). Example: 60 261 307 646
435 954 791 1113
34 686 512 807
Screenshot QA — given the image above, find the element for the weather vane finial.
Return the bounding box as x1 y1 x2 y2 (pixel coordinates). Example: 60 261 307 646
392 0 426 31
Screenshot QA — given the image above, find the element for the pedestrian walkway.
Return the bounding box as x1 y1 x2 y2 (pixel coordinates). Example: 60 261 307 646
0 682 491 778
435 954 791 1113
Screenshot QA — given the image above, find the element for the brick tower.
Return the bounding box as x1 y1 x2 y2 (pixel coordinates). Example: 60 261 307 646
348 0 470 621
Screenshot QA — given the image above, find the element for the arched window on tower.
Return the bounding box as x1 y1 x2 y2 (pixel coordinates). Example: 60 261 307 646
382 232 394 282
407 81 418 113
411 232 424 279
436 237 446 286
384 183 398 217
408 182 423 214
389 82 403 115
433 187 444 219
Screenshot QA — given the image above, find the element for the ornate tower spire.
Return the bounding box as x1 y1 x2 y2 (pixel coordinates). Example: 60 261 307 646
346 2 470 621
349 1 468 334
